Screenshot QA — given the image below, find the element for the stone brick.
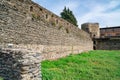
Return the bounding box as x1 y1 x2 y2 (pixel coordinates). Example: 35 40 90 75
0 49 41 80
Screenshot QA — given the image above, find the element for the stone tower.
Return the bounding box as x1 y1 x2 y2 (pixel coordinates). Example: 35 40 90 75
81 23 100 38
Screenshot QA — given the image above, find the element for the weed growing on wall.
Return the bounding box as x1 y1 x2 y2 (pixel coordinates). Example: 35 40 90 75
51 22 56 26
58 25 63 30
66 28 69 33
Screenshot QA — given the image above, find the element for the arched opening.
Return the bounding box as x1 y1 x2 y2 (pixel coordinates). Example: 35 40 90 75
93 34 96 38
93 41 96 44
51 14 54 17
46 14 48 19
30 6 33 12
40 8 43 11
93 46 96 50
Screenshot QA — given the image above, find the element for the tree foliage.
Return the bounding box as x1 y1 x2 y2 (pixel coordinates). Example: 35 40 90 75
60 7 78 27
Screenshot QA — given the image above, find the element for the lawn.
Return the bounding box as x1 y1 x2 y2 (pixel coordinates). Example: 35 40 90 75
42 50 120 80
0 78 3 80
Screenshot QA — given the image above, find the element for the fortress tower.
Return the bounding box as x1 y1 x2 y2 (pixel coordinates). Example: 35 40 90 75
81 23 100 38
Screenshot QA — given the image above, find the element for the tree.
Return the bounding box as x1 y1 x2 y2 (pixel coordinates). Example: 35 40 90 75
60 7 78 27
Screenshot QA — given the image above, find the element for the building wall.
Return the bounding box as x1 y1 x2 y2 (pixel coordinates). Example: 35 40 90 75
94 27 120 50
100 27 120 37
81 23 100 38
94 37 120 50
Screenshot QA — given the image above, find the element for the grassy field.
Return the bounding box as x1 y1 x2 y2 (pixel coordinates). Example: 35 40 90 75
0 78 3 80
42 50 120 80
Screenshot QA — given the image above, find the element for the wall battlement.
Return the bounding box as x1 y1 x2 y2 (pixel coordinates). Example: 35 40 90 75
3 0 77 30
0 0 92 46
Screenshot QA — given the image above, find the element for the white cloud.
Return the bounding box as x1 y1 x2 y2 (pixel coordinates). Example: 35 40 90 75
77 0 120 28
32 0 120 28
107 0 120 9
65 1 80 10
51 1 80 16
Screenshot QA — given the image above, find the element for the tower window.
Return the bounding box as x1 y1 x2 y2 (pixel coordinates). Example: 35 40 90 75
93 41 96 44
93 34 96 37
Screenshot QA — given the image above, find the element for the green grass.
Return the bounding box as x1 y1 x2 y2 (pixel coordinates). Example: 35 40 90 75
42 50 120 80
0 77 3 80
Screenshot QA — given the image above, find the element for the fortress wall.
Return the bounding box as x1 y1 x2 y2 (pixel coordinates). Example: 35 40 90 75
0 48 42 80
1 44 92 60
0 0 93 80
0 0 93 60
94 38 120 50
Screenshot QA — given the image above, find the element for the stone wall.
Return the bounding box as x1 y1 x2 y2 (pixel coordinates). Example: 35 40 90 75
0 0 93 80
100 27 120 37
0 0 92 45
94 37 120 50
0 48 42 80
81 23 100 38
0 0 93 55
1 44 92 60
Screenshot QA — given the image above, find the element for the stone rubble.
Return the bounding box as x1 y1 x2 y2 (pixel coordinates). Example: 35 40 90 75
0 48 42 80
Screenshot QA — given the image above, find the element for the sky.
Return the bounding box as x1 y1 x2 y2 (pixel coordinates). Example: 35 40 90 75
32 0 120 28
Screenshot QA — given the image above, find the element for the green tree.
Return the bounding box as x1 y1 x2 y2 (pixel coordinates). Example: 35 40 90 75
60 7 78 27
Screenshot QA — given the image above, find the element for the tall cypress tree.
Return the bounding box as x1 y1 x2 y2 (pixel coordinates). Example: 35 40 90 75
60 7 78 27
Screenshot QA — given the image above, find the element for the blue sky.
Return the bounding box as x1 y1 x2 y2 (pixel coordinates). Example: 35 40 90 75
32 0 120 28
